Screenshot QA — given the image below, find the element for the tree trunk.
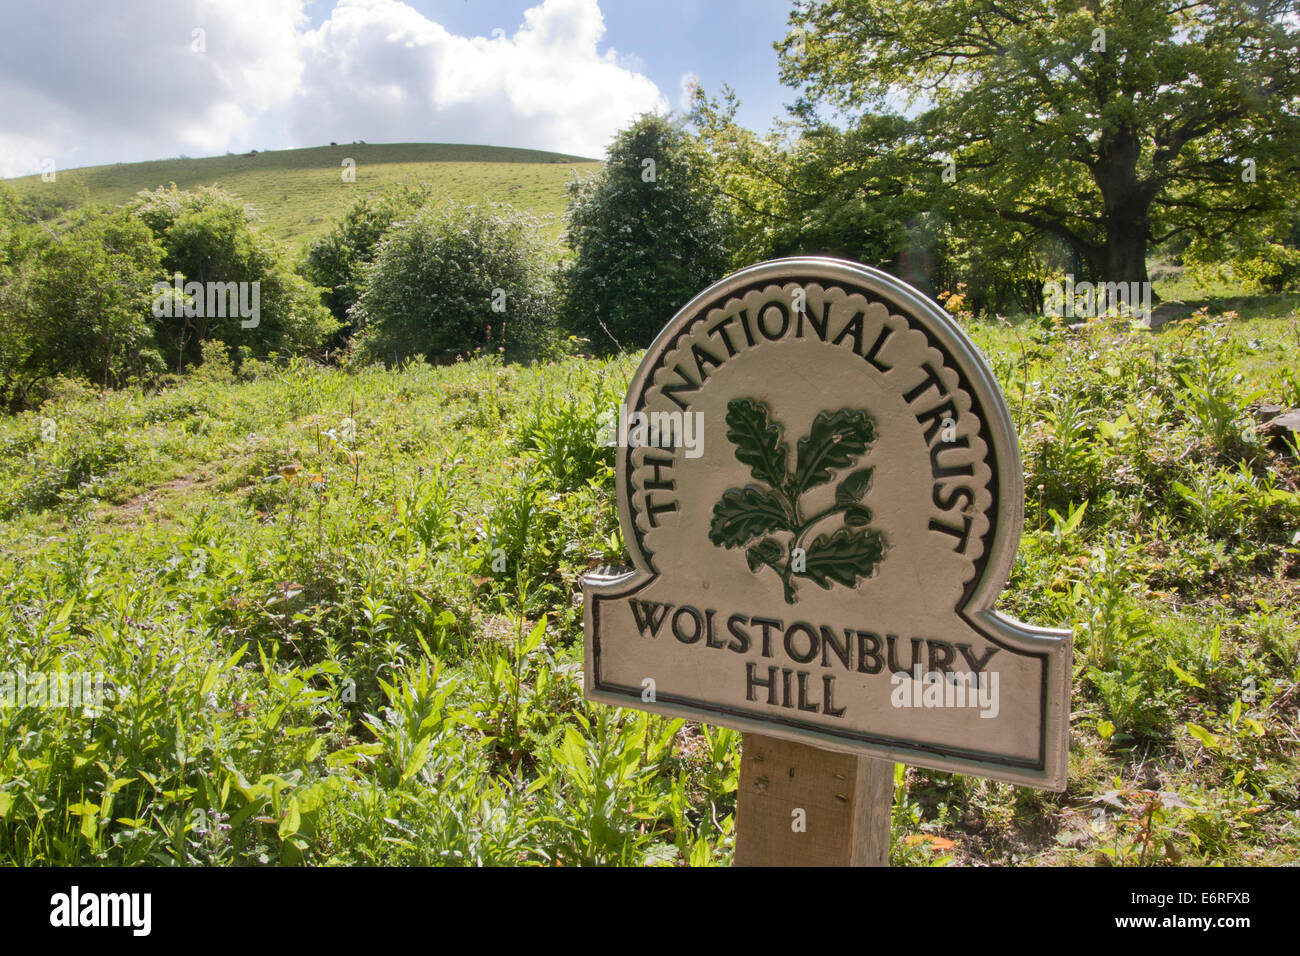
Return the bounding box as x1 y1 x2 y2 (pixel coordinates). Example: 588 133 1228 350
1102 224 1149 286
1096 127 1152 288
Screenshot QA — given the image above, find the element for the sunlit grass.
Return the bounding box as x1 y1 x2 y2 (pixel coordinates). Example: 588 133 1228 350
4 143 600 253
0 305 1297 866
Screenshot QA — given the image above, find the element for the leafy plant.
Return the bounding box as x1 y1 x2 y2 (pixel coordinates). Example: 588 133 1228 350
0 297 1297 868
1092 785 1195 866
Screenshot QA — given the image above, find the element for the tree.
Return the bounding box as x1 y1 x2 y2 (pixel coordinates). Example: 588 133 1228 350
692 86 1062 314
1184 209 1300 292
350 201 556 365
0 188 40 408
560 113 734 352
130 185 337 371
693 89 916 272
0 190 165 407
781 0 1300 289
300 183 435 344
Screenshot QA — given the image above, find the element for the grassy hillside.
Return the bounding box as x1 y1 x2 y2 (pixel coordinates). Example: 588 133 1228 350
0 306 1297 865
3 143 601 252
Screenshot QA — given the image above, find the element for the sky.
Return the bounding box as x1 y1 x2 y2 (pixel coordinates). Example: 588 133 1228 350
0 0 798 178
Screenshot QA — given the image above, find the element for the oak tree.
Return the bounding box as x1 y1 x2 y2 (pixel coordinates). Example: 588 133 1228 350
781 0 1300 288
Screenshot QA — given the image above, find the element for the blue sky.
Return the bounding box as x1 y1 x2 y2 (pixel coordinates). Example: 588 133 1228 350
0 0 799 177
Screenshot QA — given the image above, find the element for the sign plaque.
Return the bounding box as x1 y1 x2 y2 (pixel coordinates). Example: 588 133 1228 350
582 258 1071 799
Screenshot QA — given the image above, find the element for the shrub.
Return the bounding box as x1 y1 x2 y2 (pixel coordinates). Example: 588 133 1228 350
299 183 435 343
130 185 338 371
350 201 557 364
0 198 165 407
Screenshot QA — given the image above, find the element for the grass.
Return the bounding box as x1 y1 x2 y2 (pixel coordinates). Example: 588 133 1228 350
3 143 600 253
0 300 1298 866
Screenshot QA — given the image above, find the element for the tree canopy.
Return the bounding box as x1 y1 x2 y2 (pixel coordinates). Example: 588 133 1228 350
559 113 733 352
130 185 337 371
300 183 436 345
778 0 1300 289
0 195 164 406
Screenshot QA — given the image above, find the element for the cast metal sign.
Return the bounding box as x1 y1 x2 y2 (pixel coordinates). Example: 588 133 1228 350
582 258 1071 789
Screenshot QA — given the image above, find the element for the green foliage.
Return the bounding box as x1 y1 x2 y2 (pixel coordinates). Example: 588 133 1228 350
777 0 1300 297
0 302 1296 867
299 183 436 342
1185 213 1300 295
0 183 338 407
559 114 733 352
129 185 338 371
1171 319 1258 458
693 91 915 271
194 339 235 384
350 201 557 364
690 86 1065 314
511 357 627 493
0 193 166 407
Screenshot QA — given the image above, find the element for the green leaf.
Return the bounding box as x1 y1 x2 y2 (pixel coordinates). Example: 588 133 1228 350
1097 719 1115 740
745 538 784 572
1062 500 1088 535
835 466 875 506
558 726 590 789
796 527 886 590
709 485 792 547
278 797 301 839
522 615 547 655
79 804 99 841
400 740 432 784
227 796 266 831
1185 723 1219 750
1166 655 1204 689
724 399 789 489
793 408 875 495
199 664 219 697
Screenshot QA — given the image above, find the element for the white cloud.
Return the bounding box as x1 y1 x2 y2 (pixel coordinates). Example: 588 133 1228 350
0 0 666 177
287 0 667 158
0 0 305 177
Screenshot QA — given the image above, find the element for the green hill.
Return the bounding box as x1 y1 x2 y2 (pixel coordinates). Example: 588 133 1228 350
3 142 601 253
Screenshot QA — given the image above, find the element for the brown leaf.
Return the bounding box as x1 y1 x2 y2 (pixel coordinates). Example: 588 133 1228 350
904 834 956 850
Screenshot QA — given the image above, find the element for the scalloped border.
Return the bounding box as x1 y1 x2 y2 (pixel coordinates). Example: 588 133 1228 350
582 258 1072 790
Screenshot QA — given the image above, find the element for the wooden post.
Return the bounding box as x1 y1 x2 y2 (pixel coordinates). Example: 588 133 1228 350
734 733 894 867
